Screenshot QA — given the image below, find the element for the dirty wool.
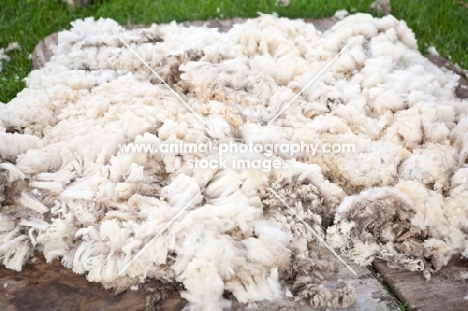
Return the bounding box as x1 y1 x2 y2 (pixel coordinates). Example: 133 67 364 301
1 13 468 310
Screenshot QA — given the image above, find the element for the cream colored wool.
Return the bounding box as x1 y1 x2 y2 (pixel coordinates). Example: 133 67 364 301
1 13 468 310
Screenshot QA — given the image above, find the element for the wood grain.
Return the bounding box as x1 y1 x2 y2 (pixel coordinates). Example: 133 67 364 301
0 255 146 311
374 257 468 311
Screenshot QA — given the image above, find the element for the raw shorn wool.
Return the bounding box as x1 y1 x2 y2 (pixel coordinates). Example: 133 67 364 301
1 13 467 310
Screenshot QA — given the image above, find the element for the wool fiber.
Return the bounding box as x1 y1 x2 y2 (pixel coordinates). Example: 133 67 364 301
1 14 467 310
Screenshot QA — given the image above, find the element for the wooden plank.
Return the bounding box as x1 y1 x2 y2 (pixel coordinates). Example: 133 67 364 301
374 256 468 311
0 255 146 311
0 253 398 311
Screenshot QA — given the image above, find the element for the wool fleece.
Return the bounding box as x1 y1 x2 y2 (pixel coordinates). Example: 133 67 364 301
1 13 467 310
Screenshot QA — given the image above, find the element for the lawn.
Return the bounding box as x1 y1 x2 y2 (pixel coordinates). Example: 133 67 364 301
0 0 467 103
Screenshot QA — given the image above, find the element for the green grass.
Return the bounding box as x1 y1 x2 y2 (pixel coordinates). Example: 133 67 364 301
1 0 467 103
368 265 411 311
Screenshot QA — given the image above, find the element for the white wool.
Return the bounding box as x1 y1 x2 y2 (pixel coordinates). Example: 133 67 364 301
17 191 49 214
398 143 458 189
15 150 52 176
0 238 30 271
125 163 145 183
244 222 289 266
444 168 468 233
335 10 349 20
1 13 468 309
396 181 446 229
450 114 468 156
35 169 75 184
204 170 242 198
18 219 49 246
5 42 20 52
160 174 201 207
348 241 381 266
0 132 43 161
59 176 98 200
0 162 25 182
29 181 64 194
